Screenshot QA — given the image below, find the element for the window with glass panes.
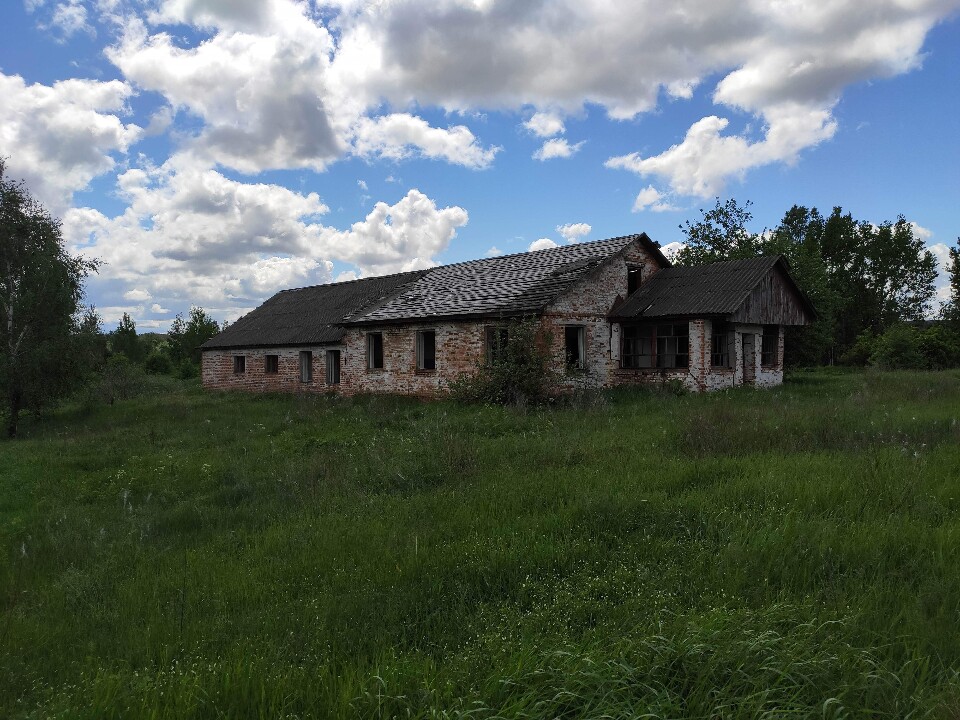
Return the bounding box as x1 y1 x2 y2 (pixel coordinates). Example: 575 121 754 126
761 325 778 367
621 323 688 369
711 322 731 367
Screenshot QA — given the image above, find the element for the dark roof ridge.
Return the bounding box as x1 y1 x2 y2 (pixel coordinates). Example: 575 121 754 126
276 267 429 294
432 233 648 269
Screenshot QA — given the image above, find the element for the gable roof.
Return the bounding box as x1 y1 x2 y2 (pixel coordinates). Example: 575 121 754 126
201 233 670 350
201 270 427 350
349 233 668 324
611 255 816 323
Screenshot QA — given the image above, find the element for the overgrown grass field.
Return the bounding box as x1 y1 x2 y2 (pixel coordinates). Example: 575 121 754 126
3 370 960 718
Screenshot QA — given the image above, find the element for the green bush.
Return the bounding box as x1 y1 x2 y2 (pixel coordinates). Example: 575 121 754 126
176 358 200 380
917 325 960 369
839 329 875 366
870 324 925 370
449 318 557 405
144 347 174 375
866 324 960 370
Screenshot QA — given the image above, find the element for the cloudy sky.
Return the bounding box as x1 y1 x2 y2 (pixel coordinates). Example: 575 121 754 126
2 0 958 329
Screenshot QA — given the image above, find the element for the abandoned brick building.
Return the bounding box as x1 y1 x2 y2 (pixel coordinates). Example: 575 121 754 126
201 233 815 395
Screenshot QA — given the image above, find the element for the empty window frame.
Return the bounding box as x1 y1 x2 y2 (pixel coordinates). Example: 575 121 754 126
264 354 279 374
621 323 688 369
417 330 436 371
761 325 779 367
627 265 643 295
485 326 509 364
564 325 586 371
711 322 731 368
367 332 384 369
325 349 340 385
299 350 313 382
233 355 246 373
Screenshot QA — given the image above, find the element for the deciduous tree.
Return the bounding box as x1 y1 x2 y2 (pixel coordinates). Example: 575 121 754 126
0 161 97 436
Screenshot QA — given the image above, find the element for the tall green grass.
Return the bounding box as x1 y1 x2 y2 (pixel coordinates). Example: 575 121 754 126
2 369 960 718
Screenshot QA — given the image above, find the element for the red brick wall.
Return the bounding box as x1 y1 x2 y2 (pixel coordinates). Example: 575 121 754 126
201 239 788 396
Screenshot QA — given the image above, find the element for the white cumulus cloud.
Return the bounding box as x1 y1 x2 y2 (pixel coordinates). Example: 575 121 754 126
632 186 678 213
533 138 584 161
0 73 141 214
352 113 500 169
528 238 558 251
557 223 591 243
63 166 467 322
524 111 565 138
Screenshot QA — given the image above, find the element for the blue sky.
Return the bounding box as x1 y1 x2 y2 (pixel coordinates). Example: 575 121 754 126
1 0 958 329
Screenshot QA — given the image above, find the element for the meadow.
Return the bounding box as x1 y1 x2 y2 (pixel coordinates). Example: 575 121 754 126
2 369 960 718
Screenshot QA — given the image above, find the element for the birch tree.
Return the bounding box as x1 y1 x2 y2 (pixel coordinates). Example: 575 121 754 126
0 161 97 437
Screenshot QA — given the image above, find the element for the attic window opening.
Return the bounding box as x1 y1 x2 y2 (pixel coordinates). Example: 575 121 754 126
712 322 731 368
264 355 279 374
761 325 778 367
627 265 643 295
564 326 586 372
233 355 246 374
621 323 688 369
367 332 384 370
417 330 436 371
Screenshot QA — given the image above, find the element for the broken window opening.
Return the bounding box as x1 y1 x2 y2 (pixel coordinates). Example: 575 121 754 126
233 355 246 373
264 354 279 374
627 265 643 295
367 332 384 369
325 349 340 385
621 323 688 369
299 350 313 382
564 325 586 372
761 325 778 367
711 322 731 368
417 330 436 371
485 326 509 364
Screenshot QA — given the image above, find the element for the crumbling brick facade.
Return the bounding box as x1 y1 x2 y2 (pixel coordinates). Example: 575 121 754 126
202 236 802 396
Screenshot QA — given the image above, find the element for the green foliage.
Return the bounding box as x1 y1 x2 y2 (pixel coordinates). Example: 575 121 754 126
674 198 759 266
144 343 174 375
0 160 98 436
839 329 876 366
3 370 960 717
449 318 557 405
869 324 927 370
842 324 960 370
109 312 143 362
168 306 221 366
941 242 960 328
675 200 940 366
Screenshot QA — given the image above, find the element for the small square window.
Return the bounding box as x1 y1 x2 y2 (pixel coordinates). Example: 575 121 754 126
367 333 384 369
233 355 245 373
264 354 279 374
299 350 313 383
417 330 436 370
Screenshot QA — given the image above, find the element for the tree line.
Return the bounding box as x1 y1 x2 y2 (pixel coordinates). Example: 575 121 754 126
675 198 960 369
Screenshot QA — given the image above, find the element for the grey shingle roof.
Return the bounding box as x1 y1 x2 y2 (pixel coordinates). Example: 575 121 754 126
611 256 812 319
350 234 666 323
200 270 428 350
